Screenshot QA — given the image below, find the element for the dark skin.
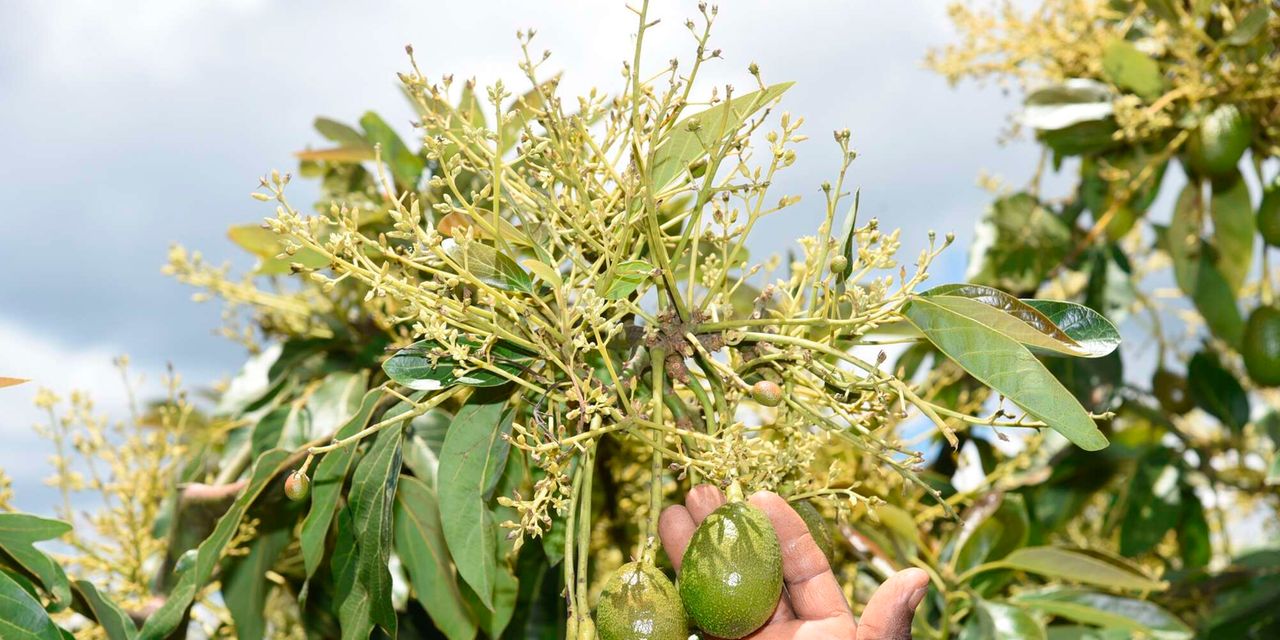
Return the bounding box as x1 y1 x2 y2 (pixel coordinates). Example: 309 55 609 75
659 485 930 640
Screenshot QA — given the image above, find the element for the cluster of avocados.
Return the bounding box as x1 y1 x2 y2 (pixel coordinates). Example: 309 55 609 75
597 490 833 640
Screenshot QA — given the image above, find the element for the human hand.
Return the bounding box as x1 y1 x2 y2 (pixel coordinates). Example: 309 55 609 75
658 485 930 639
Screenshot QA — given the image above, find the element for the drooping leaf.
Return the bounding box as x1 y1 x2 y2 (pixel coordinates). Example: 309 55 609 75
393 476 478 640
1013 588 1192 639
651 82 794 191
222 527 291 640
1209 171 1255 294
1022 300 1122 357
360 111 424 189
382 338 535 391
596 260 653 300
70 580 138 640
438 398 515 609
441 238 534 294
921 284 1118 357
138 449 292 640
338 421 405 638
1187 350 1249 431
1166 184 1245 347
299 388 382 579
0 570 63 640
966 193 1072 293
1101 39 1164 100
981 546 1165 591
903 296 1109 451
0 513 72 612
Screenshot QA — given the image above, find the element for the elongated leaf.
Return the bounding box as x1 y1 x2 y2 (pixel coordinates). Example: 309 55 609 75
0 377 28 389
651 82 793 191
383 338 534 391
71 580 138 640
139 449 292 640
227 224 329 276
1227 6 1271 45
1022 300 1121 357
294 146 377 163
394 476 478 640
903 297 1108 450
954 494 1029 575
439 399 515 609
1013 588 1192 638
1209 172 1255 294
402 408 451 488
522 259 563 290
280 370 367 449
1119 451 1181 556
314 117 371 149
922 284 1116 357
360 111 424 188
1101 40 1164 100
1166 184 1244 347
299 389 382 579
1022 79 1114 131
222 527 290 640
1179 488 1211 570
984 546 1165 591
442 238 533 294
1188 350 1249 431
596 260 652 300
338 421 405 637
961 599 1046 640
0 571 62 640
0 513 72 612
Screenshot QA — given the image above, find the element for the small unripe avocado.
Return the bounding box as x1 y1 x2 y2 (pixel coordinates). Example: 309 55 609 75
751 380 783 408
679 501 783 639
596 562 687 640
1152 368 1194 415
1243 305 1280 387
829 255 849 274
1258 179 1280 247
791 500 835 564
284 470 311 501
1183 104 1252 179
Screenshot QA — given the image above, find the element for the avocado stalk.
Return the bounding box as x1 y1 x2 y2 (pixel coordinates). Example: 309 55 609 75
725 480 746 503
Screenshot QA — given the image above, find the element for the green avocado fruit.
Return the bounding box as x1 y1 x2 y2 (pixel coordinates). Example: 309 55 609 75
1152 368 1194 415
1258 178 1280 247
1183 104 1252 179
791 500 835 564
1244 305 1280 387
597 561 687 640
679 501 783 639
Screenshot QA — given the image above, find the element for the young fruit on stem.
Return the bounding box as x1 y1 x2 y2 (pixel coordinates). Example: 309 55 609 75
1244 305 1280 387
750 380 783 408
283 470 311 501
678 493 783 639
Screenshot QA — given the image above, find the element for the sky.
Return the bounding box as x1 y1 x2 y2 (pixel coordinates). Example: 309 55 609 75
0 0 1051 513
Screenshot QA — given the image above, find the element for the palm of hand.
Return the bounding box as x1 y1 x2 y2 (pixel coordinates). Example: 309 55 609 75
658 485 929 640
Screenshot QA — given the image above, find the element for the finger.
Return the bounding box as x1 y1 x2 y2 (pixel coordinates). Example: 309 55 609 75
748 491 850 621
657 504 696 573
856 568 929 640
685 483 726 523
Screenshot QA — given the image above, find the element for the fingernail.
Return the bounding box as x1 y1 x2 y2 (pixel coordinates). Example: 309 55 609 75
906 585 928 609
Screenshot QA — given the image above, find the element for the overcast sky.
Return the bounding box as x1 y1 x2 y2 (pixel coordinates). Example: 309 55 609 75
0 0 1051 513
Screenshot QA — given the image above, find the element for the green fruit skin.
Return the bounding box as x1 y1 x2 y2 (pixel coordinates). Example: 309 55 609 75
1244 305 1280 387
1152 368 1194 415
679 501 783 639
791 500 835 564
1183 104 1252 179
597 562 687 640
1258 179 1280 247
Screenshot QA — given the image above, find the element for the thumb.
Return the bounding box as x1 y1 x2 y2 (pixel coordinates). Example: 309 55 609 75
856 568 930 640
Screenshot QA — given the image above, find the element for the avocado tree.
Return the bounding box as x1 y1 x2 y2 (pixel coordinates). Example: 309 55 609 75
929 0 1280 636
0 2 1207 639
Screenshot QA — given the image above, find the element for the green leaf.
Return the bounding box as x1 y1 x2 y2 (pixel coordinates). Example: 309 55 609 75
1012 588 1192 639
1101 39 1164 100
961 599 1046 640
299 388 382 579
1209 171 1255 294
402 407 452 489
1178 488 1211 570
382 338 534 391
953 494 1029 575
0 571 63 640
903 296 1109 451
360 111 424 189
596 260 653 300
439 398 515 609
1022 79 1114 131
338 421 405 638
1227 6 1271 45
921 284 1118 357
981 547 1165 591
227 223 329 276
393 476 478 640
70 580 138 640
651 82 793 191
441 238 534 294
967 193 1072 293
1023 300 1122 357
222 527 290 640
1166 184 1244 347
1187 350 1249 431
0 513 72 612
1119 451 1182 556
138 449 292 640
315 117 372 149
522 259 563 290
280 370 367 449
